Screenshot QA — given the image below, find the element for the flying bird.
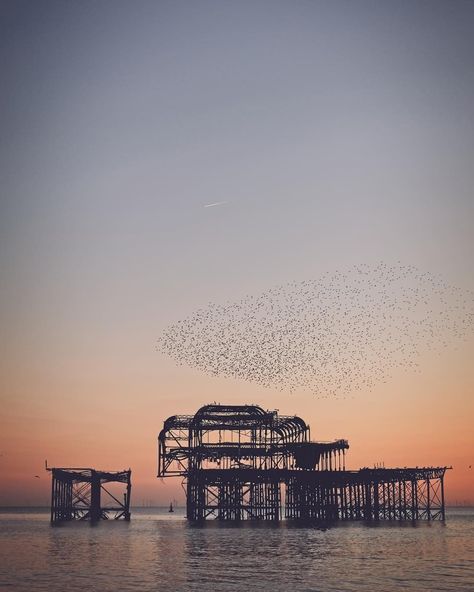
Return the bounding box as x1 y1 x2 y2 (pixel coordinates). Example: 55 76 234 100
158 263 474 399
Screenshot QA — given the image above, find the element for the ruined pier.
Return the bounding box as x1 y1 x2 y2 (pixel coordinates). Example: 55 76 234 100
158 404 446 522
48 467 132 524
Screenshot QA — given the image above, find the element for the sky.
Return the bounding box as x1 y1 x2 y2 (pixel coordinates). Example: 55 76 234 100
1 0 473 506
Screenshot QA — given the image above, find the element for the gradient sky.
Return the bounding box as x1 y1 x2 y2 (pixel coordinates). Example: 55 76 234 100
1 0 473 506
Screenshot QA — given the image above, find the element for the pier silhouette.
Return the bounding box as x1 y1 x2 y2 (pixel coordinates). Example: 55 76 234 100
48 467 131 524
158 404 446 522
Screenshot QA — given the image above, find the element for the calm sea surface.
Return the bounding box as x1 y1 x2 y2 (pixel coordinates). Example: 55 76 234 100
1 507 473 591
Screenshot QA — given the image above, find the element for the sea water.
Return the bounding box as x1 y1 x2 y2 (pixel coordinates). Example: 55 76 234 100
1 507 473 591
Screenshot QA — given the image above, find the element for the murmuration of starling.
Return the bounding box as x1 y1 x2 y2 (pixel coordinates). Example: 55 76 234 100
158 263 474 399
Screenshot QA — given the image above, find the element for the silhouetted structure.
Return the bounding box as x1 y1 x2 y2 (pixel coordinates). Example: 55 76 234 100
158 404 446 522
48 467 131 524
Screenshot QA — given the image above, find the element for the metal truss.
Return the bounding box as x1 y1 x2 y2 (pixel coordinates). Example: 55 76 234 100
158 404 447 522
48 467 132 524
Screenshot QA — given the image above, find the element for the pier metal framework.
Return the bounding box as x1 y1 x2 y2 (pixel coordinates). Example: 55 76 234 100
48 467 132 524
158 404 447 522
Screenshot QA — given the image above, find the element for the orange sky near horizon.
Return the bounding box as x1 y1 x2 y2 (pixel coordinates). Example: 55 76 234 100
1 336 473 507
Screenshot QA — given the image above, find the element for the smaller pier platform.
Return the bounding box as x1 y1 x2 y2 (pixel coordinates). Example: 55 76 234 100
47 467 132 524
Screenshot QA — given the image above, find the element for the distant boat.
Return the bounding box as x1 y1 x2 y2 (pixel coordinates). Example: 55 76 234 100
168 502 174 513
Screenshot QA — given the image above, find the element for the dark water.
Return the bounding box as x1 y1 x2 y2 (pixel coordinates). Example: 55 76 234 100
1 508 473 591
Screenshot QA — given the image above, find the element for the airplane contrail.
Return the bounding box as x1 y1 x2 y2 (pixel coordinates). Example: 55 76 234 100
203 201 227 208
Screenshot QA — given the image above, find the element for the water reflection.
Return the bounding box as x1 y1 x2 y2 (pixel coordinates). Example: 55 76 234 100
0 509 472 592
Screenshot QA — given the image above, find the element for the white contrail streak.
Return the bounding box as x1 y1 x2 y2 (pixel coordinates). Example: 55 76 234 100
203 201 227 208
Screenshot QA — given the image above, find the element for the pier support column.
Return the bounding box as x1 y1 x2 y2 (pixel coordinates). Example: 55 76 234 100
90 471 102 522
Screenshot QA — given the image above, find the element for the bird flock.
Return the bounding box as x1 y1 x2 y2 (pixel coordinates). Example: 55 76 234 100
158 263 474 398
